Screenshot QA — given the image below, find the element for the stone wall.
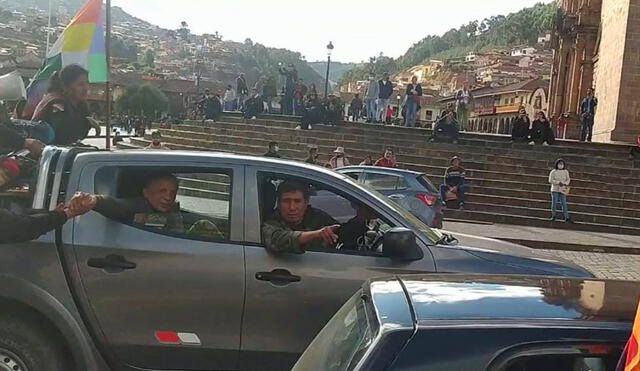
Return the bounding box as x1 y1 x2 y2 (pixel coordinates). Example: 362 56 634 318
594 0 640 142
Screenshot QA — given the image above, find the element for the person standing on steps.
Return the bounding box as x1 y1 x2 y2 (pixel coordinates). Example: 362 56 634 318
405 76 422 127
350 94 363 122
455 83 473 131
236 73 249 112
548 158 572 223
364 73 379 123
580 88 598 142
511 108 531 142
377 73 393 123
223 85 236 112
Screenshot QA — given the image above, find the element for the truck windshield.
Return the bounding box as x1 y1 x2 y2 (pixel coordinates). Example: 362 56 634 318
293 290 378 371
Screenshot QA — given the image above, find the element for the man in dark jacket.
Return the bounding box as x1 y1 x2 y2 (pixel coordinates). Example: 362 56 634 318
279 64 297 115
350 94 363 122
200 90 223 121
0 193 91 244
580 88 598 142
377 73 393 122
431 103 460 143
264 141 281 158
236 73 249 112
243 89 264 119
511 109 531 142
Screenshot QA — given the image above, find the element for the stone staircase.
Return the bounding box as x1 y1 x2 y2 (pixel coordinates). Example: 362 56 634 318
118 114 640 235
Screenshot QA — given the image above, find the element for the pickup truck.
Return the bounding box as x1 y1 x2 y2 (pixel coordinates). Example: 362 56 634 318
0 147 592 371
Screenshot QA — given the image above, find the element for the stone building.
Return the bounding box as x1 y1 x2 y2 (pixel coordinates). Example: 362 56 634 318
549 0 640 142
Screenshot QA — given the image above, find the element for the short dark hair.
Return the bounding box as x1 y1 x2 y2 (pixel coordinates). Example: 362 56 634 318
277 180 309 201
554 158 566 170
269 141 278 147
144 173 179 189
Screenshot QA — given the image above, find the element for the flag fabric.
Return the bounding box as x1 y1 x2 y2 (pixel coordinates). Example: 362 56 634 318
617 299 640 371
23 0 107 118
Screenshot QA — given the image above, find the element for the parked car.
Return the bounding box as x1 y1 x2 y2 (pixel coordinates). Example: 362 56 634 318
337 166 443 228
294 274 640 371
0 148 592 371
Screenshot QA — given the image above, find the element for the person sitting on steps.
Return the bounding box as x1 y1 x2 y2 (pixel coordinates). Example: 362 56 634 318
431 103 460 143
440 156 467 210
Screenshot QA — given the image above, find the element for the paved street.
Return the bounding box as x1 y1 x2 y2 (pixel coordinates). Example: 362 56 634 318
540 249 640 281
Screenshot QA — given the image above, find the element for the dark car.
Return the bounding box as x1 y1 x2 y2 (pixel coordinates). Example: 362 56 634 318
294 274 640 371
337 166 443 228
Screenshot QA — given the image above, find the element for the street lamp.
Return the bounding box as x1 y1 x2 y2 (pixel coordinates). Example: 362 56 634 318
396 94 402 118
324 41 334 97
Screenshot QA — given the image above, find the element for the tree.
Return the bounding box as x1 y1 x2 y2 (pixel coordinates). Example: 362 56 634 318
116 83 168 117
143 49 155 68
177 21 190 41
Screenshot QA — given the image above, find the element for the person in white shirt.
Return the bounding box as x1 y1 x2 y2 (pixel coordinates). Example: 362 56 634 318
548 158 572 222
327 146 351 169
223 85 236 111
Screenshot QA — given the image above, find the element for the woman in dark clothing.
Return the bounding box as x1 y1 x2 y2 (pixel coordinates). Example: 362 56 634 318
511 109 531 142
530 111 555 145
31 64 93 145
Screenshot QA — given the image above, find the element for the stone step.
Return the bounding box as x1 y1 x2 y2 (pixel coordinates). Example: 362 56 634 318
459 201 640 229
160 123 640 178
443 209 640 236
125 137 640 233
467 193 640 218
178 118 636 161
144 133 640 199
189 115 635 154
130 136 640 209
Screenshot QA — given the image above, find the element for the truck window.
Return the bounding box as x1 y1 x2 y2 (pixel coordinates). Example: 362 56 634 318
258 172 394 255
293 290 378 371
491 344 623 371
94 167 232 241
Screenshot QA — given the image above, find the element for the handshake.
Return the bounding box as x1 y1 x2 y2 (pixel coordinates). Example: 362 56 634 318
57 192 99 219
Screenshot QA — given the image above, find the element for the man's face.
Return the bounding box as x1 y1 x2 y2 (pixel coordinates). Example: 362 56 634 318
143 179 178 213
384 150 393 159
452 159 461 168
278 191 308 225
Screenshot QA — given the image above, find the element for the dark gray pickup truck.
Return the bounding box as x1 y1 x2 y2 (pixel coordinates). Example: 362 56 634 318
0 147 592 371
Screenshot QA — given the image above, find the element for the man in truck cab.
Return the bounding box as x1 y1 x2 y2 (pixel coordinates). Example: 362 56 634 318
261 180 372 253
70 172 184 233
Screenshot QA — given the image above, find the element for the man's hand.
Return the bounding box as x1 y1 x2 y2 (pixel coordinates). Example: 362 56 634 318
24 138 45 157
67 192 97 217
317 225 340 245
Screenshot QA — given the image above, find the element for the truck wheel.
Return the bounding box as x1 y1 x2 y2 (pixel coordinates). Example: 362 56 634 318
0 315 69 371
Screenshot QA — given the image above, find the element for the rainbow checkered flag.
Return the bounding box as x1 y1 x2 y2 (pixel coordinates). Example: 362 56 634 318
23 0 107 118
617 299 640 371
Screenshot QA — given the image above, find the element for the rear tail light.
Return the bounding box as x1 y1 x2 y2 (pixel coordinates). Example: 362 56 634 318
416 194 437 206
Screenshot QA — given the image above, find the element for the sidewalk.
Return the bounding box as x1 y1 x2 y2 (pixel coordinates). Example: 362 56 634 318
443 220 640 254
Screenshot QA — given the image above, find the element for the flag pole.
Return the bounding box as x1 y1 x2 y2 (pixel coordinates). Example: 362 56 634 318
105 0 112 149
45 0 52 56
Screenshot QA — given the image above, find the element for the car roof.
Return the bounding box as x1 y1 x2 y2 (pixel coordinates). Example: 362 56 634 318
369 274 640 327
338 166 425 177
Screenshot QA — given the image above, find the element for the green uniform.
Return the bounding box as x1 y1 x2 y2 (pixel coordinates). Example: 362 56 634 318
262 207 338 254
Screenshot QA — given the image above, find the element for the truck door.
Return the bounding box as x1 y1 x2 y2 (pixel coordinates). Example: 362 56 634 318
70 161 245 370
239 167 436 371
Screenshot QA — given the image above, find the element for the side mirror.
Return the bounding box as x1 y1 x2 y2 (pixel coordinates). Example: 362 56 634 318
382 227 423 261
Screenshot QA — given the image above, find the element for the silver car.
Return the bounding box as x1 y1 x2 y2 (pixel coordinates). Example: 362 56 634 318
337 166 444 228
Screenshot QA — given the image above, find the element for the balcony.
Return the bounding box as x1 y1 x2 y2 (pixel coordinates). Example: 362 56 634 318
495 103 522 114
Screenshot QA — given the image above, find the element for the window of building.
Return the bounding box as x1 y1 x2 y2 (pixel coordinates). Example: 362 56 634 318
534 95 542 109
94 167 232 241
426 110 433 120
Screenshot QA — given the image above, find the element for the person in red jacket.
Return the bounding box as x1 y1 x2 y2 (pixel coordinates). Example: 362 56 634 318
374 147 398 168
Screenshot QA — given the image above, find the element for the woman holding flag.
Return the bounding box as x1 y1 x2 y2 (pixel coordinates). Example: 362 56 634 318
30 64 94 145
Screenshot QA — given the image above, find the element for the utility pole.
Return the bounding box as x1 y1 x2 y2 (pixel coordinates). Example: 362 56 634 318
324 42 334 97
105 0 112 149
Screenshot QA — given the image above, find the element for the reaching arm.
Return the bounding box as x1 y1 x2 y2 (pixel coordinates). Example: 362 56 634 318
0 208 67 244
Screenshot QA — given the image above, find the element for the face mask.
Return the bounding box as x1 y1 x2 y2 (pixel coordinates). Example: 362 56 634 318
558 164 565 170
273 146 279 152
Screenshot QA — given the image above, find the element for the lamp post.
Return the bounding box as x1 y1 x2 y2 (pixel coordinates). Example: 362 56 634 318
324 42 334 97
396 94 402 118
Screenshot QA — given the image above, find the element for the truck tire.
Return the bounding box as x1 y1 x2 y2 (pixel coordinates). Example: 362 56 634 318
0 315 69 371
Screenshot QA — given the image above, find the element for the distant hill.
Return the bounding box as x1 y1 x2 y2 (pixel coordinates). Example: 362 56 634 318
341 2 555 83
308 61 359 84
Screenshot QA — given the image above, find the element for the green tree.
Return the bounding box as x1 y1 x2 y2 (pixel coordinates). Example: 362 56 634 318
116 83 168 117
177 21 190 41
